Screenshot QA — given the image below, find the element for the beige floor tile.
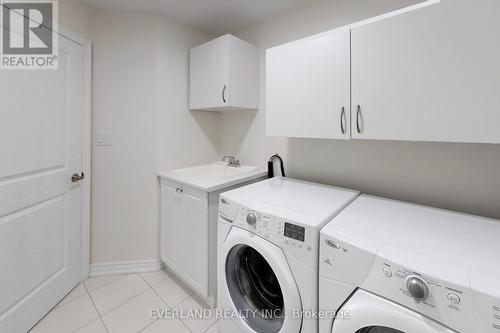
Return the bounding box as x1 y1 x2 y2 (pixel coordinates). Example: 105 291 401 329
176 296 216 333
90 274 149 314
84 274 122 292
204 321 220 333
74 318 107 333
140 318 190 333
140 269 169 286
30 294 98 333
102 289 166 333
152 276 192 307
55 283 87 308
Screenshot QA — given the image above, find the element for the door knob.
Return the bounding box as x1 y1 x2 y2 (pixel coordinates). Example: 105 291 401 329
71 172 85 183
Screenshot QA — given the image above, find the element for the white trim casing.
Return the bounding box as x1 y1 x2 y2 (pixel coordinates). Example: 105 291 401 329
89 259 164 277
58 25 92 281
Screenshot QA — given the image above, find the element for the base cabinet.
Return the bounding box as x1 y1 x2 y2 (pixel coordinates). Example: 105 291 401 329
159 176 266 305
179 189 207 294
160 180 209 300
161 184 182 272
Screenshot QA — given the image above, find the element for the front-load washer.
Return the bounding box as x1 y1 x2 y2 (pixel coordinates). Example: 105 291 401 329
217 177 359 333
319 195 500 333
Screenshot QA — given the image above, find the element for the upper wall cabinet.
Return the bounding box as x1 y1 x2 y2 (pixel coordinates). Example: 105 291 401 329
352 0 500 143
190 34 259 112
266 0 500 144
266 28 350 139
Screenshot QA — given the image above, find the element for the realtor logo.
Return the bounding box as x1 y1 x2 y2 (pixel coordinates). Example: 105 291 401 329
1 0 58 69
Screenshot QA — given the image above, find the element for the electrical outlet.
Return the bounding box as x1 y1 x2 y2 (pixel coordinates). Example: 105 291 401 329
96 131 112 146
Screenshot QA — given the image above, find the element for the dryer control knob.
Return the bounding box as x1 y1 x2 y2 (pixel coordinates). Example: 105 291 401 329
405 275 430 301
246 212 257 225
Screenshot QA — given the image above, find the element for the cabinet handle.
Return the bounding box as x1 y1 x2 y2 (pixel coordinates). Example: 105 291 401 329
222 85 226 103
340 106 346 134
356 105 362 134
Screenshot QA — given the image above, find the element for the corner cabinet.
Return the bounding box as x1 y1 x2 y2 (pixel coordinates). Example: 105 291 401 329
266 28 350 139
190 34 259 112
266 0 500 144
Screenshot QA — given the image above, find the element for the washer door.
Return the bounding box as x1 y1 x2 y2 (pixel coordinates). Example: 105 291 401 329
221 227 302 333
332 290 457 333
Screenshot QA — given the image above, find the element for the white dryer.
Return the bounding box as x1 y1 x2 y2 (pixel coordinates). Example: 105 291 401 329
217 177 359 333
319 195 500 333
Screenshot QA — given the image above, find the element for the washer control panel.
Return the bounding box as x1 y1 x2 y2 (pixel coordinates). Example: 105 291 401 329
246 212 257 225
231 205 316 264
283 222 305 242
236 207 271 239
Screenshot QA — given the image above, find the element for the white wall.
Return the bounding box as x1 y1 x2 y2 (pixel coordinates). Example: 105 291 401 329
221 0 500 220
78 0 500 266
59 0 93 40
91 10 218 264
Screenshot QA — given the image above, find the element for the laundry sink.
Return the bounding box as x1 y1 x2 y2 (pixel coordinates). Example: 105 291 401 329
158 162 267 192
173 162 258 181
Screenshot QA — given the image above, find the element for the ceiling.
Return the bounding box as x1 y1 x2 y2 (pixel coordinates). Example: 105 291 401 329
84 0 316 35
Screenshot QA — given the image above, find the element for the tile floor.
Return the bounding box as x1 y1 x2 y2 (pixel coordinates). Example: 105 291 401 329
29 269 219 333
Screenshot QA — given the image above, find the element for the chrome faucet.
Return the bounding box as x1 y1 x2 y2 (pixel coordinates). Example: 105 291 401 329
222 155 241 167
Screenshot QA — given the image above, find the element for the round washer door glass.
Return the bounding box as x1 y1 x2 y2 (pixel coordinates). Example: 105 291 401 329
226 244 284 332
356 327 405 333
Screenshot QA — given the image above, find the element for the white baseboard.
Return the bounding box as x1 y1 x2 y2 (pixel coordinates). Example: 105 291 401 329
89 259 163 277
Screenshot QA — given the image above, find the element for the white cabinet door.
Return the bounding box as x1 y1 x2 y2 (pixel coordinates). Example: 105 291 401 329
0 33 85 332
160 184 181 271
228 36 259 110
180 188 208 298
351 0 500 143
190 34 258 111
266 28 351 139
190 35 229 110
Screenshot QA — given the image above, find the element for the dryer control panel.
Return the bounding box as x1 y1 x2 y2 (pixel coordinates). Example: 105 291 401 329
319 234 489 333
362 254 485 333
470 273 500 333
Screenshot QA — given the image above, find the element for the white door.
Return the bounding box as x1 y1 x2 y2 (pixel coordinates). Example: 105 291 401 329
189 35 229 110
331 290 456 333
351 0 500 143
180 187 208 297
266 28 350 139
0 33 86 333
160 183 181 271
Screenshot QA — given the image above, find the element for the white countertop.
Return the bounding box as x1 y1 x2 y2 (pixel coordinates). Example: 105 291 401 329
158 162 267 192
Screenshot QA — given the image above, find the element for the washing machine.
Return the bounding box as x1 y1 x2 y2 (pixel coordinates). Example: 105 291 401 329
319 195 500 333
217 177 359 333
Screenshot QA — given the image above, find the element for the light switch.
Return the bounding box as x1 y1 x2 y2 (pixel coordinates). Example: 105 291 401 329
96 131 112 146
